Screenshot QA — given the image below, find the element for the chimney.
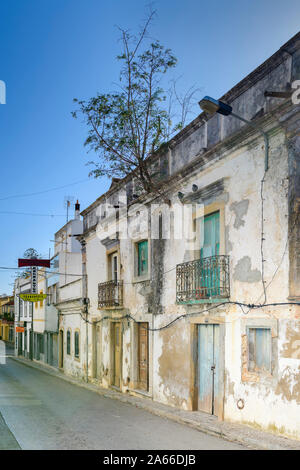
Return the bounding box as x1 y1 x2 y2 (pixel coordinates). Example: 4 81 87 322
75 200 80 220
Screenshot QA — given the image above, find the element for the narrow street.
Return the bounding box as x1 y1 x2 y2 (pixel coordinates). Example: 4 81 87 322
0 344 246 450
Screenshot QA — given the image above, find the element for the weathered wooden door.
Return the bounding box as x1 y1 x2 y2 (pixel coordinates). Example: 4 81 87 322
138 322 149 391
200 212 220 297
198 324 220 415
113 322 122 387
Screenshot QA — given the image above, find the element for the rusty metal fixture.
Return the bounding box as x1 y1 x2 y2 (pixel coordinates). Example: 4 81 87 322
264 90 292 98
237 398 245 410
176 255 230 303
98 280 123 308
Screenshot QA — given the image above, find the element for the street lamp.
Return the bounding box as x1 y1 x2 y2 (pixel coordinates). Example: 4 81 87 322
199 96 269 171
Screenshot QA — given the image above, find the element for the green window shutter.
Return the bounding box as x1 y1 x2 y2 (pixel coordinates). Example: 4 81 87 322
74 332 79 358
67 331 71 355
138 240 148 276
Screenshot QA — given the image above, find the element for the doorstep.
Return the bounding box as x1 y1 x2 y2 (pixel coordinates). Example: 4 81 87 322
129 388 152 399
10 356 300 450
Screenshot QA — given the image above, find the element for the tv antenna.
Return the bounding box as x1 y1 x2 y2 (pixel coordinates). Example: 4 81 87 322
64 195 74 223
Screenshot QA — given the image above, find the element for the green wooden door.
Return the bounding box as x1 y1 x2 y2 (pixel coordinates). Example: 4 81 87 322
199 212 220 297
201 212 220 258
138 240 148 276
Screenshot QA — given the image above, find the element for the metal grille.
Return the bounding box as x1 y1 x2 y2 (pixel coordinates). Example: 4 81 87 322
98 280 123 308
176 255 230 303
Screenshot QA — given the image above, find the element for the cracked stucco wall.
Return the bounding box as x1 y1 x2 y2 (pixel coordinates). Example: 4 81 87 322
79 40 300 439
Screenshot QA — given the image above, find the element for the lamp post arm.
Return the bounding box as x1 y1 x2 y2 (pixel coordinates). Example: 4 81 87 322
230 112 269 171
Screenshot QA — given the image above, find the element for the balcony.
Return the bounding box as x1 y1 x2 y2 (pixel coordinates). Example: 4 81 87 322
176 255 230 303
98 280 123 308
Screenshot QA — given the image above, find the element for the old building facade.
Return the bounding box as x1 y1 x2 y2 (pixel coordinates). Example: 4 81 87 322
78 33 300 440
14 277 33 358
55 202 84 378
11 33 300 441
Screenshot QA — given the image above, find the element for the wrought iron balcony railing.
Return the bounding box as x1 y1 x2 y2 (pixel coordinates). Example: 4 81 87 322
98 280 123 308
176 255 230 303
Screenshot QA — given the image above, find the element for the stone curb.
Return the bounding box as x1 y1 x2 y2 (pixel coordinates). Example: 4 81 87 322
10 356 300 450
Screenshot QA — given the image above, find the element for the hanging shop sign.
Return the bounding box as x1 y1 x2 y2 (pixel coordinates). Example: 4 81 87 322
19 293 47 303
18 259 51 268
31 266 38 294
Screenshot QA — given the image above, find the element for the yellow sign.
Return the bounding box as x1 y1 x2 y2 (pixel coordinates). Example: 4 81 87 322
19 293 47 302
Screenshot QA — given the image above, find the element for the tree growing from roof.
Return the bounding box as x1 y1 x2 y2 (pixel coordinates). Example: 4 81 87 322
72 8 199 195
22 248 41 259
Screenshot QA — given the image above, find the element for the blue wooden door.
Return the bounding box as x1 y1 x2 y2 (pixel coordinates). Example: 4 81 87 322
198 324 220 415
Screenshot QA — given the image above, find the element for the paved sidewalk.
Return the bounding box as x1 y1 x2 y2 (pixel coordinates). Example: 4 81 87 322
0 411 21 450
11 356 300 450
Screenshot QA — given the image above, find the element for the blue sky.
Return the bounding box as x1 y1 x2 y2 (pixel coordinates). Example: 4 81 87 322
0 0 299 293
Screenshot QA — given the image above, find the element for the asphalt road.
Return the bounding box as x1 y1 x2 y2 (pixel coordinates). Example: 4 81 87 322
0 342 246 450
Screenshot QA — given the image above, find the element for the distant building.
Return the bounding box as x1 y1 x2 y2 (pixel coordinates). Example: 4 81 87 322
0 295 14 343
14 277 33 358
55 201 84 377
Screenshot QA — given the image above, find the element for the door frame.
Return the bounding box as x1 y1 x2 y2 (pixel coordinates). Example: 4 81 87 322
110 320 123 388
190 317 225 420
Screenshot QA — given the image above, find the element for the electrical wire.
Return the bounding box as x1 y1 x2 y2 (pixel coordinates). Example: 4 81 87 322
9 133 300 330
0 178 89 202
58 300 300 331
0 211 66 217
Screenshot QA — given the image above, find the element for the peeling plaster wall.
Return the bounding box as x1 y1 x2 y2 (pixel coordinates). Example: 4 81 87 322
150 128 299 439
82 127 298 439
153 316 190 410
79 35 300 440
224 317 300 440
